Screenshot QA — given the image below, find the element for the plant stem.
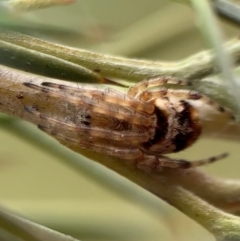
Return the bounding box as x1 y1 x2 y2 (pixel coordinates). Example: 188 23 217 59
1 30 240 83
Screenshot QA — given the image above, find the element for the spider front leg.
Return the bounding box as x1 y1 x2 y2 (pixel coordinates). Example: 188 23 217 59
26 116 146 162
40 82 155 114
23 82 154 117
23 82 153 126
24 106 150 144
127 76 187 98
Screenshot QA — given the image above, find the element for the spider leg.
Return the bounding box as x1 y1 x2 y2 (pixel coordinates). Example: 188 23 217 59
23 82 153 126
24 106 150 144
163 153 228 168
42 82 155 115
138 153 228 171
127 76 187 98
41 82 125 100
41 82 119 96
36 123 144 161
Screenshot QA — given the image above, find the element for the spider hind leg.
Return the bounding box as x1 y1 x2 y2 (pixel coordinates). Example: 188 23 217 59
159 152 228 169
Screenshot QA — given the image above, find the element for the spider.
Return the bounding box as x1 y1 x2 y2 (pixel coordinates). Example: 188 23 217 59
23 77 234 172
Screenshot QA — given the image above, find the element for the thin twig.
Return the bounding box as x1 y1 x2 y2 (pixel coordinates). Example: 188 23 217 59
0 206 81 241
1 0 76 13
191 0 240 118
163 168 240 213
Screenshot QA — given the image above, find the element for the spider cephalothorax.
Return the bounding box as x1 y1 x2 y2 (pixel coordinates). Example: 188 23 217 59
23 77 234 172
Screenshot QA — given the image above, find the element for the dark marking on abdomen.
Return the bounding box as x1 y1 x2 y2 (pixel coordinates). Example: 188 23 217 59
173 100 201 152
142 107 168 149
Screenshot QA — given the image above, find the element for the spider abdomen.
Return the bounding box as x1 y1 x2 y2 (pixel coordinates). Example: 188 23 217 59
142 97 202 154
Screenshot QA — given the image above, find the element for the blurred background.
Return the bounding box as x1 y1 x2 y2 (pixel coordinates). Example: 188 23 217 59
0 0 240 241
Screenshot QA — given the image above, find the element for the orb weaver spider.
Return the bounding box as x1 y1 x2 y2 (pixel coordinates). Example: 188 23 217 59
23 76 234 172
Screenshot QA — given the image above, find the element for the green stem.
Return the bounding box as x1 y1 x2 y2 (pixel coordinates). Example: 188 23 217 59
1 30 240 82
0 206 80 241
0 39 106 84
